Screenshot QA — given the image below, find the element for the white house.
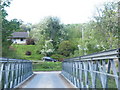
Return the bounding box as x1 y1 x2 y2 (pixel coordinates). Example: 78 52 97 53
10 32 29 44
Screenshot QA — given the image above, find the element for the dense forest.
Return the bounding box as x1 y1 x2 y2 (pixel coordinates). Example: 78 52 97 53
1 0 119 61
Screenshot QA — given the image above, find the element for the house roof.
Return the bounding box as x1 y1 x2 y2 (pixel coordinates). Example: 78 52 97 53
11 32 29 38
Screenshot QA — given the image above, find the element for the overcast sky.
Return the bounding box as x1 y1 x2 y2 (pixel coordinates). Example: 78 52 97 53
6 0 116 24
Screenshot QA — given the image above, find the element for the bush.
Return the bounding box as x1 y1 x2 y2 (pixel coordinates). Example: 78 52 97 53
26 38 35 45
51 54 65 62
2 45 20 59
58 40 76 57
25 51 32 55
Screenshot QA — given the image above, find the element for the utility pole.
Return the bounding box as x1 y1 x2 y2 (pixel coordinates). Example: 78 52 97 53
118 1 120 48
82 25 84 55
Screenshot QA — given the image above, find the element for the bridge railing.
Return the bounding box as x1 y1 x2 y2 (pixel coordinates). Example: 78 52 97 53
62 48 120 88
0 58 33 89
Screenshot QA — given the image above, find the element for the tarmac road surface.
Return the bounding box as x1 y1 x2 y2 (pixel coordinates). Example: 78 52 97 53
19 71 75 88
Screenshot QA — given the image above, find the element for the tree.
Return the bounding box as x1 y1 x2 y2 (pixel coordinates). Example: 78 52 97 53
41 40 54 56
63 24 82 40
58 41 76 57
2 19 22 42
93 1 118 49
20 23 32 32
30 16 65 57
76 1 119 56
30 16 64 49
1 0 22 57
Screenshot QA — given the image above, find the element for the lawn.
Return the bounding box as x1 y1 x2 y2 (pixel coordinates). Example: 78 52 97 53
12 45 62 71
32 62 62 71
12 44 43 60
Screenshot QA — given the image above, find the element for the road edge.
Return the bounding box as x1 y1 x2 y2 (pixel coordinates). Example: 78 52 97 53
59 73 77 88
15 74 36 88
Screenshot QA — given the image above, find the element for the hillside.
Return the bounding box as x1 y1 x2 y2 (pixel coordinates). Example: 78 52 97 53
12 45 43 60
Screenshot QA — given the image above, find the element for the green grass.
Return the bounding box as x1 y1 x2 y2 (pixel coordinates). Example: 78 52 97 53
11 45 62 71
32 62 62 71
12 44 43 60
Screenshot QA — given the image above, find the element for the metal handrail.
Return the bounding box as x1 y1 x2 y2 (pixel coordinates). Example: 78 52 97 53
62 48 120 88
64 49 119 61
0 58 33 89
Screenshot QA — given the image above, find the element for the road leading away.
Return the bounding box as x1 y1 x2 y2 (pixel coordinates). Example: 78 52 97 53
19 71 74 88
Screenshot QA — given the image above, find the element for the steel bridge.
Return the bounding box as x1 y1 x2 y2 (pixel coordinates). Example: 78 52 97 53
0 48 120 89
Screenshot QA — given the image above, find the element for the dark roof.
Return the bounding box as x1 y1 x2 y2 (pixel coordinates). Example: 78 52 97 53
11 32 29 38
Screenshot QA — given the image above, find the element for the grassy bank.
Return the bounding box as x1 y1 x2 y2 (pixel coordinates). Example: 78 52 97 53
12 44 43 60
11 45 62 71
32 62 62 71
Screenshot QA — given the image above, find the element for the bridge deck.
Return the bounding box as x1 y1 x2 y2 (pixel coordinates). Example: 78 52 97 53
18 71 74 88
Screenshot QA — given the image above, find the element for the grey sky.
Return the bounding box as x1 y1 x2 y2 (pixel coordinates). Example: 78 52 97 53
6 0 116 24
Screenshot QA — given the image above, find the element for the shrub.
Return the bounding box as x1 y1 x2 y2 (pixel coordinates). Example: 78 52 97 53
26 38 35 45
51 54 65 62
58 40 76 57
25 51 32 55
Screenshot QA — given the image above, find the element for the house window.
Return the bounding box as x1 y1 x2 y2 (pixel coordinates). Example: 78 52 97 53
20 38 23 41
